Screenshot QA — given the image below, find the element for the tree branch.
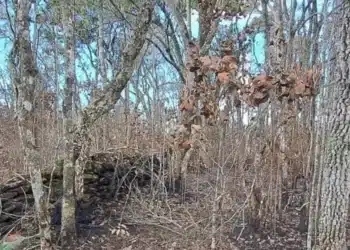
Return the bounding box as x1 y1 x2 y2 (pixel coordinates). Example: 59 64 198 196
156 4 185 70
199 19 219 56
147 37 185 83
158 0 190 45
73 1 154 146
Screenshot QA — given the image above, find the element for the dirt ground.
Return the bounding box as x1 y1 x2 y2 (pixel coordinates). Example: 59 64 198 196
10 167 307 250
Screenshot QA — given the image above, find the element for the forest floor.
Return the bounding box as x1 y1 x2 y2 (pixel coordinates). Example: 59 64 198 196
69 192 306 250
11 166 307 250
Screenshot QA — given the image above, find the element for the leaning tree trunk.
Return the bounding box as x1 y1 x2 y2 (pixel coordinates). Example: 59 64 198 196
61 2 77 247
12 0 52 248
71 0 154 218
315 4 350 249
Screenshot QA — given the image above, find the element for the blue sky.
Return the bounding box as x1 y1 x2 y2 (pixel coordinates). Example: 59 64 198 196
0 4 266 107
0 0 336 129
2 0 330 107
190 9 265 72
0 0 331 77
0 0 334 128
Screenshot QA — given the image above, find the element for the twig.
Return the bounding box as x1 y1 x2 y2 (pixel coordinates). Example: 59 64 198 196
14 173 26 181
296 202 309 211
24 244 41 250
126 221 184 236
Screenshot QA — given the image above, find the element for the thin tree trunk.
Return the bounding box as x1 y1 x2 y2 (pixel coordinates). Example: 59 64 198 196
12 0 52 248
186 0 191 38
125 83 131 146
61 2 77 246
98 0 109 149
72 2 154 200
53 25 59 122
97 0 107 87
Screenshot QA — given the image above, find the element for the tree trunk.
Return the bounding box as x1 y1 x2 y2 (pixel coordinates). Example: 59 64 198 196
12 0 52 248
97 0 107 87
186 0 191 38
315 4 350 249
61 2 77 247
125 82 131 146
170 1 227 193
72 1 154 203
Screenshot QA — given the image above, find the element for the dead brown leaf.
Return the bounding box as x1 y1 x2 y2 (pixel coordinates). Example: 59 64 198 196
180 140 192 149
294 81 306 95
252 75 273 83
218 72 231 85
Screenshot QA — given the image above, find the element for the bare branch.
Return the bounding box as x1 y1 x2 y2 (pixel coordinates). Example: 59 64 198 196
74 1 154 139
147 37 185 83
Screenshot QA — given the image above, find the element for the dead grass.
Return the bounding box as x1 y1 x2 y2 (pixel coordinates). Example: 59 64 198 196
0 106 309 249
2 167 305 250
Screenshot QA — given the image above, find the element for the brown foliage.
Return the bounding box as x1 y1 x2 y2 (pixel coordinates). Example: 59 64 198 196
240 75 273 106
179 40 240 127
240 64 322 107
180 39 322 114
179 94 196 113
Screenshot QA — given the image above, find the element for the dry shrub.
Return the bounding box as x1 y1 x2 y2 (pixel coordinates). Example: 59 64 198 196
0 106 22 181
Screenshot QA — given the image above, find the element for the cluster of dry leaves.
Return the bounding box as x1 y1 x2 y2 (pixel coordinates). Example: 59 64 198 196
240 64 321 106
174 39 321 151
179 40 239 124
180 40 321 112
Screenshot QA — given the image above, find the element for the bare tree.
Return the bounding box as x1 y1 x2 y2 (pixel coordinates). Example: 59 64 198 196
10 0 52 248
60 2 155 244
60 0 77 246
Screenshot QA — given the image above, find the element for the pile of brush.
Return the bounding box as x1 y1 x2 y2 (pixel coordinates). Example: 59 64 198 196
0 150 163 236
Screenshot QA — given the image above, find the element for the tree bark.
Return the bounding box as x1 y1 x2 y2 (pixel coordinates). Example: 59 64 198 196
12 0 52 248
97 0 107 87
61 1 77 247
72 1 154 203
315 4 350 249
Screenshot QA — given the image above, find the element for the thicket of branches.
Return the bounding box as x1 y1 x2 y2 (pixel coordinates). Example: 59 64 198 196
0 0 349 249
